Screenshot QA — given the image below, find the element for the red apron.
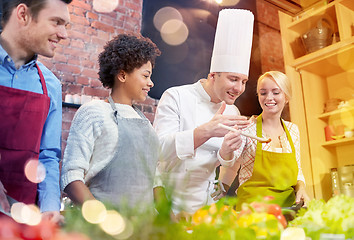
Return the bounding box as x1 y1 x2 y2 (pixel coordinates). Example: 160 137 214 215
0 63 50 204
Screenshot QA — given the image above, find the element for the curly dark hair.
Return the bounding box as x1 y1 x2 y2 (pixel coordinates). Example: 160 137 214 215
98 34 161 89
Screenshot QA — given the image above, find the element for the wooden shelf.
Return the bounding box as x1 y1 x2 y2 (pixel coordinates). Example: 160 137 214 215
291 36 354 76
322 136 354 147
340 0 354 10
279 0 354 200
318 105 354 120
287 0 337 30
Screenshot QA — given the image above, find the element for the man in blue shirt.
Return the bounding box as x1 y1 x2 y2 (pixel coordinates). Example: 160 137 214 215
0 0 71 223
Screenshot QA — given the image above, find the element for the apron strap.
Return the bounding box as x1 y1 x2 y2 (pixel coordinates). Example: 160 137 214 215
108 95 120 124
35 63 48 96
108 95 148 121
256 114 295 153
256 114 263 152
133 105 148 119
281 119 295 153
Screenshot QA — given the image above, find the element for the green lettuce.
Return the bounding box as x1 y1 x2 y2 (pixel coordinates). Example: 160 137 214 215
289 195 354 240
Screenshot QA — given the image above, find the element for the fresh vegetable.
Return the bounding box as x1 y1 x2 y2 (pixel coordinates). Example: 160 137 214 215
267 204 282 216
191 202 238 226
289 194 354 240
190 197 284 239
5 195 352 240
0 217 88 240
239 197 288 228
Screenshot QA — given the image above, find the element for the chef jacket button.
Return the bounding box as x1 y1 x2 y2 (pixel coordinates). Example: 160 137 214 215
7 58 11 62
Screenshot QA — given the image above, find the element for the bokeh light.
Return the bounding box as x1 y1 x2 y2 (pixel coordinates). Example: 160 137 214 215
281 227 306 240
99 210 125 236
215 0 241 6
160 19 184 35
114 218 134 240
22 204 42 226
24 159 46 184
11 202 27 224
160 20 189 46
340 108 354 130
11 203 41 225
153 7 183 32
334 51 354 72
93 0 119 13
82 200 107 224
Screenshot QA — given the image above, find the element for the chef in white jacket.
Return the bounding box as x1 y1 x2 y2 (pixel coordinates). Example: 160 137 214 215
153 9 254 216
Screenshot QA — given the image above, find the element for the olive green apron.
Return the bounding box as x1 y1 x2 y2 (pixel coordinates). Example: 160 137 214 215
236 114 298 210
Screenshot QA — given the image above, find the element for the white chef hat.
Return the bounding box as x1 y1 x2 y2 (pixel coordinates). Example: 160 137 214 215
210 9 254 77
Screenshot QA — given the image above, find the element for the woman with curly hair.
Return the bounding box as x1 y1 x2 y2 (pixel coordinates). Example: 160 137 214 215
61 34 161 212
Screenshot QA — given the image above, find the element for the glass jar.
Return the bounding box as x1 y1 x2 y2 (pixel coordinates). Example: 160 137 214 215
330 168 340 196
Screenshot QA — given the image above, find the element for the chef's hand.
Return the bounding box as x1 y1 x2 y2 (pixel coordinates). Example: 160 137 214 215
211 181 230 201
206 101 250 137
169 211 178 223
194 101 250 149
0 180 10 213
175 211 192 222
295 181 311 207
42 211 64 224
219 125 243 160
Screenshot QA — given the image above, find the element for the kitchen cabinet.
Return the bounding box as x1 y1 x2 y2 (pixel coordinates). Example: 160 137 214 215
278 0 354 200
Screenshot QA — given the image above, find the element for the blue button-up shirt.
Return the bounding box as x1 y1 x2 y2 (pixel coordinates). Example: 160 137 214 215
0 44 61 212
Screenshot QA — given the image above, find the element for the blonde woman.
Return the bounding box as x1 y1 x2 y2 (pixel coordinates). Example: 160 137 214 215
215 71 310 210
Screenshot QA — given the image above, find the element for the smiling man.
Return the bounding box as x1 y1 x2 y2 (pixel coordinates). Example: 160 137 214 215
0 0 71 223
153 9 254 217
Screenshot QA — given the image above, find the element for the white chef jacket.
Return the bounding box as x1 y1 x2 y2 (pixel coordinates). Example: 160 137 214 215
153 80 244 214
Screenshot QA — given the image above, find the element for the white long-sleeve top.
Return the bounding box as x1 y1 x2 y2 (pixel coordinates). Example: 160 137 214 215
219 120 306 190
61 100 144 191
153 80 244 213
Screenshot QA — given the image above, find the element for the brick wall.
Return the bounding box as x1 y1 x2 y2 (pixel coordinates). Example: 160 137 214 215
38 0 152 155
256 0 285 73
255 0 289 120
37 0 286 156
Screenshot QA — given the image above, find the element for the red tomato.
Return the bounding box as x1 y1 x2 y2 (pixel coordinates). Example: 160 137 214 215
276 214 287 228
21 220 58 240
238 208 252 217
20 225 41 240
250 202 268 212
0 217 21 239
267 204 282 216
263 196 275 202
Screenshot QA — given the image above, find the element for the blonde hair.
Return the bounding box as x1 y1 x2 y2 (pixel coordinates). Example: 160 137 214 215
257 71 292 100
